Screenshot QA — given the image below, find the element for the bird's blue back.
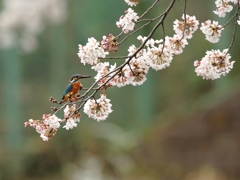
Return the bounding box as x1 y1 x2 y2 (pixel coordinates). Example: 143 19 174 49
63 82 73 96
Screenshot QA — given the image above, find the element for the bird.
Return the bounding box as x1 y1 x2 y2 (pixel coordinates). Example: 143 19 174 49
60 74 91 104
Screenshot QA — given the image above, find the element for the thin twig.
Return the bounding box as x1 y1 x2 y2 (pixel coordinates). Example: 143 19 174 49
159 23 166 56
138 0 160 19
225 1 239 54
118 12 165 45
82 88 99 90
222 2 240 28
179 0 187 41
102 56 130 59
137 19 154 23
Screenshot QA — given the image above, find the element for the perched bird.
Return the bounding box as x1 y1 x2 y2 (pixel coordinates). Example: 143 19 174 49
60 74 91 104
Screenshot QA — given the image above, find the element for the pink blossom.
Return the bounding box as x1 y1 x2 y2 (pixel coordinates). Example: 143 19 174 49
124 0 139 6
78 37 109 65
200 20 223 43
173 14 199 39
84 94 113 121
116 8 139 33
195 49 235 80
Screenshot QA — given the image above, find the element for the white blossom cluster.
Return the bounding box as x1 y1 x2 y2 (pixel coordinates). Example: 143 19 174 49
144 43 173 70
109 63 130 87
93 62 130 88
125 59 149 86
63 104 81 130
78 37 109 66
125 44 149 85
214 0 232 17
200 20 223 43
173 14 199 39
92 62 114 88
136 37 172 70
116 8 139 33
89 14 198 89
101 34 118 53
0 0 68 52
25 104 82 140
84 94 113 122
213 0 237 17
124 0 139 6
194 49 235 80
133 31 190 71
92 57 149 88
25 114 61 141
43 114 61 129
165 35 189 55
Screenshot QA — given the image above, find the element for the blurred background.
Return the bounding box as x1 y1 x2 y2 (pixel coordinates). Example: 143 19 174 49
1 0 240 180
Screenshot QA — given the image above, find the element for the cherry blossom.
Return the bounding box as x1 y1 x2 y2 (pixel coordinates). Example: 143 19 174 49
109 64 130 87
213 0 233 17
84 94 113 122
78 37 109 65
24 115 60 141
173 14 199 39
194 49 235 80
125 59 149 86
43 114 61 129
145 43 174 71
165 35 188 55
124 0 139 6
93 62 113 89
116 8 139 33
63 104 81 130
200 20 223 43
125 44 149 85
63 118 80 130
101 34 118 53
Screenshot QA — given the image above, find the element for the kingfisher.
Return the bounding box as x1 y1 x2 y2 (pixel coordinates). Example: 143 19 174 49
60 74 91 104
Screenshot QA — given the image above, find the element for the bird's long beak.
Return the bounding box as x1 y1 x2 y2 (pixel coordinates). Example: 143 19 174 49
80 75 91 79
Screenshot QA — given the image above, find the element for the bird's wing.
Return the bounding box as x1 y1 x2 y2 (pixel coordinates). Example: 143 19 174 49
63 83 73 96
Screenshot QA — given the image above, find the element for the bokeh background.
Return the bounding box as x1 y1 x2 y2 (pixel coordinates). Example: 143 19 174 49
1 0 240 180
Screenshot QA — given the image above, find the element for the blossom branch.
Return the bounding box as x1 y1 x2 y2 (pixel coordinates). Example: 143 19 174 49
117 12 165 45
74 0 178 116
25 0 239 141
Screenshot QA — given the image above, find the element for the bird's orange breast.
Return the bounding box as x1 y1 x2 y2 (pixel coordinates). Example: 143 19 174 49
71 82 82 95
